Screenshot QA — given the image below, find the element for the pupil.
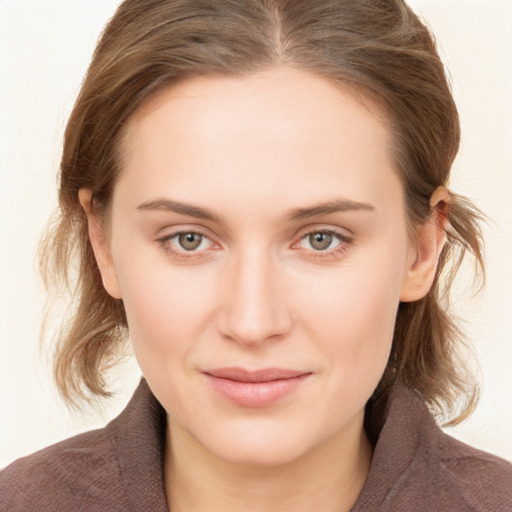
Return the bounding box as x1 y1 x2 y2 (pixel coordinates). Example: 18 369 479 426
310 232 332 251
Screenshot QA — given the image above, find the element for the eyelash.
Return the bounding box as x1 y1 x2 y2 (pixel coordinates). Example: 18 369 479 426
156 228 353 261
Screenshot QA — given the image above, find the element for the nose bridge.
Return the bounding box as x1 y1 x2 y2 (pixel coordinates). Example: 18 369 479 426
217 243 291 344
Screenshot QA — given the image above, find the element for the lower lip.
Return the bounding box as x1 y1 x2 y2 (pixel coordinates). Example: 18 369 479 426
205 374 311 408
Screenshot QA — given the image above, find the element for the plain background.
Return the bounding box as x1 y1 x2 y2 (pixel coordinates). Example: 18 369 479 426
1 0 511 468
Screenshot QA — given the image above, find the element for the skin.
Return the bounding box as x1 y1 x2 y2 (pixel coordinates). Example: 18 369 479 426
80 66 448 512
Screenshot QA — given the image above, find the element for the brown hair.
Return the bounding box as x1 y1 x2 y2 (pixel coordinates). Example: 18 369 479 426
40 0 484 423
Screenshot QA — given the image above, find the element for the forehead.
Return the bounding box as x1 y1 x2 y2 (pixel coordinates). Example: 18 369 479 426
117 66 400 215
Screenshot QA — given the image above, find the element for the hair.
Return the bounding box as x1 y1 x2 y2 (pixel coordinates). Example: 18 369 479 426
40 0 484 424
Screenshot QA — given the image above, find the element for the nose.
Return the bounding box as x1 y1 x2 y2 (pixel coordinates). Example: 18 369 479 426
216 248 293 346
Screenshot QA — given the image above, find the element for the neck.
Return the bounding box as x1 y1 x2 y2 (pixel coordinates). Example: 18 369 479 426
164 414 372 512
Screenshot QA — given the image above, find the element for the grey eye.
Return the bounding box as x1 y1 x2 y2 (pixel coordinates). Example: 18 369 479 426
308 232 334 251
178 233 203 251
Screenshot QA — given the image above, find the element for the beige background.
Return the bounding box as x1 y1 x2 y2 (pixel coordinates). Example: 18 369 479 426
1 0 511 468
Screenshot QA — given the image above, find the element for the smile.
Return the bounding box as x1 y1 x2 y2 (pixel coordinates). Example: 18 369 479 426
203 368 312 408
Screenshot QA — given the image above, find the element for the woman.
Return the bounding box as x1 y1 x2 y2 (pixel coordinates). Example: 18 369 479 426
1 0 511 510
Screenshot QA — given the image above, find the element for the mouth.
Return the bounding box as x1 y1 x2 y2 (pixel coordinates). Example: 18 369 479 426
203 367 312 408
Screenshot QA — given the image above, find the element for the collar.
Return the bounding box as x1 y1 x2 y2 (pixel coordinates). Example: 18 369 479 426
351 383 440 510
108 379 169 512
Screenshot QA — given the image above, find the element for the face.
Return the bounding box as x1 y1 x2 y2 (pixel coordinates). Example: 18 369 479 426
87 66 436 466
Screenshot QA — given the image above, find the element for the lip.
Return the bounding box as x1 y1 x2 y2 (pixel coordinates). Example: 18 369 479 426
203 367 312 408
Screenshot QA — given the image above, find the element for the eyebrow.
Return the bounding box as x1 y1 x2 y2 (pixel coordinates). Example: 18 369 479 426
136 198 221 222
287 199 375 221
136 197 375 223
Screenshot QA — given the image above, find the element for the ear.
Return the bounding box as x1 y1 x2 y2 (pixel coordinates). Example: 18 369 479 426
400 187 450 302
78 189 122 300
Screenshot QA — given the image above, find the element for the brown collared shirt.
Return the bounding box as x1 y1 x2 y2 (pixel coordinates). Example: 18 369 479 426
2 380 511 511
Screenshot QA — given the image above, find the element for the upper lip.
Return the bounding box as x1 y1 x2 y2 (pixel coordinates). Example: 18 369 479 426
204 367 311 383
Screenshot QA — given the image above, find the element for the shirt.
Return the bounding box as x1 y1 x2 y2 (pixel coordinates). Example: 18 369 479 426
1 379 511 511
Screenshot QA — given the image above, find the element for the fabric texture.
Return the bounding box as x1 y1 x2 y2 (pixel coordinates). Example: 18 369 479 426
1 379 511 511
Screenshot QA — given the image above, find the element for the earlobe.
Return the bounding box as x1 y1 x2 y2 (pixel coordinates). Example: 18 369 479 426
78 189 122 300
400 187 450 302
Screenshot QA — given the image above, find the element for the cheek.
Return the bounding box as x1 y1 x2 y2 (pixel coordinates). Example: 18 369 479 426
112 247 217 374
305 280 397 362
291 245 407 377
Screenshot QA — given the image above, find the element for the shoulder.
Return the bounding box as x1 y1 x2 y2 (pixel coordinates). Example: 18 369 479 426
0 380 166 512
358 384 512 512
435 429 512 510
0 426 129 512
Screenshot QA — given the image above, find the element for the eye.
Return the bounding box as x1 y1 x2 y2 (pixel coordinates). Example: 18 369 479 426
176 232 205 251
298 231 344 251
306 232 337 251
158 230 216 257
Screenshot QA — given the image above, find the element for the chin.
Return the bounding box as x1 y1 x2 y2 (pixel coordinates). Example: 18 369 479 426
197 419 321 467
213 439 307 468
